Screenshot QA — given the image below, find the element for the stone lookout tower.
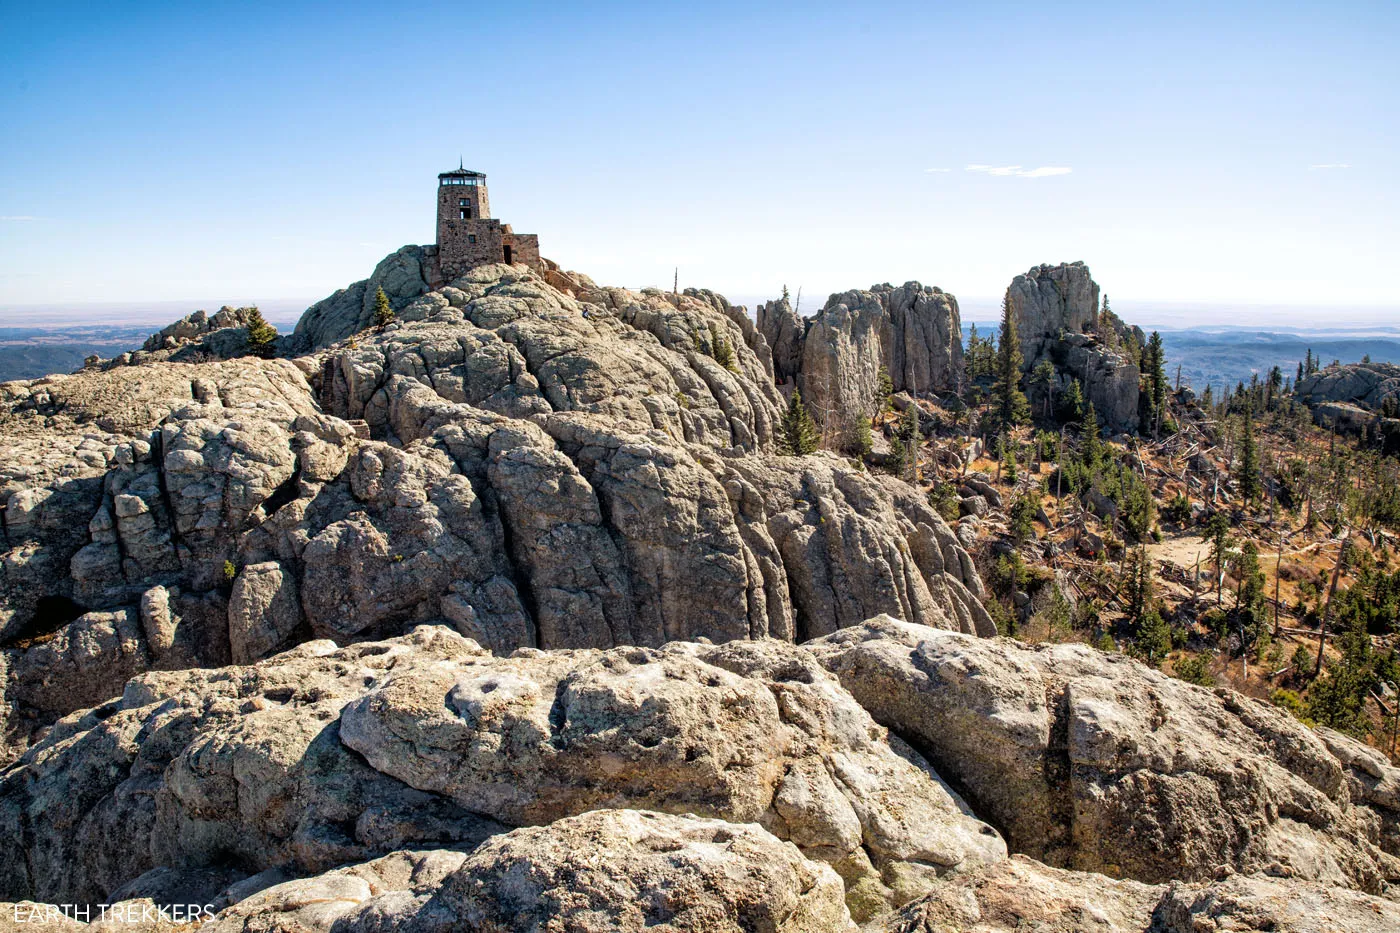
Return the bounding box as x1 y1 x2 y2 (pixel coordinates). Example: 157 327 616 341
435 164 542 281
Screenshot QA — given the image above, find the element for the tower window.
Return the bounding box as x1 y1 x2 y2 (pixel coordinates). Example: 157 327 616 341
458 198 468 206
468 235 477 244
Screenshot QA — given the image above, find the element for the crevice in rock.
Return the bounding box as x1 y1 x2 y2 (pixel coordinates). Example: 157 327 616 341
1 594 86 648
149 426 189 560
260 468 301 518
486 487 542 651
1042 676 1076 866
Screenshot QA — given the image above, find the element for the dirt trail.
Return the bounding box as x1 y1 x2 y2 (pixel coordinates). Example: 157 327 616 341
1148 534 1210 572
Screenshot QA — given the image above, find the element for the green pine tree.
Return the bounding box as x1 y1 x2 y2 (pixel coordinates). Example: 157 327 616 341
992 292 1031 430
709 322 738 373
1147 331 1167 435
1080 401 1102 467
1058 378 1085 423
373 286 395 327
1031 358 1057 419
1240 398 1262 503
244 307 278 359
876 365 894 412
781 390 819 455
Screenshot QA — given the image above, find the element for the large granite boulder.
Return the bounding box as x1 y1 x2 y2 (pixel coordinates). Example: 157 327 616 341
1296 361 1400 411
205 810 857 933
0 626 1004 917
886 855 1400 933
292 245 439 351
797 283 963 435
807 616 1400 892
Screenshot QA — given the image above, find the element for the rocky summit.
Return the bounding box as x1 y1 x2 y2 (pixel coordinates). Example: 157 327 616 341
0 250 1398 931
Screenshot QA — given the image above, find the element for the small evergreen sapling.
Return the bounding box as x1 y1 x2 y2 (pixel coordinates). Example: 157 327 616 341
373 286 396 327
244 307 278 359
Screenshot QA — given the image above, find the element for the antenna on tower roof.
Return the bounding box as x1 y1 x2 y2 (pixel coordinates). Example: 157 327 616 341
459 156 464 170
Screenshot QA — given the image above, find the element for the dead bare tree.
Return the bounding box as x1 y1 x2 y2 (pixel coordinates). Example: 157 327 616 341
1313 528 1349 680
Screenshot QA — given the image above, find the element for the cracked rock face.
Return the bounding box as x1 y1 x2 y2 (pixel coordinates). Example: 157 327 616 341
1006 262 1142 432
807 616 1400 892
886 854 1400 933
796 283 963 435
204 810 857 933
0 261 986 767
0 626 1003 918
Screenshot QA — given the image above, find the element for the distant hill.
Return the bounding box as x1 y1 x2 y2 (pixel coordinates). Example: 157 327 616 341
0 319 298 383
1158 329 1400 397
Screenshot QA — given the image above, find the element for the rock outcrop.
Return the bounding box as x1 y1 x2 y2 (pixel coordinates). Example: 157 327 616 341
2 620 1397 932
6 247 1398 932
0 260 987 766
292 245 440 351
204 811 857 933
797 284 963 435
0 625 1004 918
807 616 1400 891
887 855 1400 933
1296 361 1400 412
1295 362 1400 449
756 293 805 386
1006 262 1142 432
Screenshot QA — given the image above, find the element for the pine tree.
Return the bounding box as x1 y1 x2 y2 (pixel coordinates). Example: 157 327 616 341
1147 331 1167 435
897 404 920 480
1031 358 1056 419
1058 378 1085 423
1266 366 1283 411
244 307 278 359
1098 294 1118 348
372 287 395 327
709 323 737 373
1240 397 1262 503
1297 360 1305 383
1080 401 1102 467
876 365 894 412
781 390 819 455
887 437 908 478
992 293 1030 430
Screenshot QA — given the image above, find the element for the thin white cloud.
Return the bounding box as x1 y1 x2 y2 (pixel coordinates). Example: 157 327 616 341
966 164 1072 178
0 216 35 221
923 167 951 173
1308 163 1351 170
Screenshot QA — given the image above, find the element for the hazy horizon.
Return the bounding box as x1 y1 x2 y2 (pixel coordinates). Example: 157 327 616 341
3 292 1397 334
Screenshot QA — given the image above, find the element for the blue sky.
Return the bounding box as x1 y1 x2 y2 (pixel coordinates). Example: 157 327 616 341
1 1 1396 322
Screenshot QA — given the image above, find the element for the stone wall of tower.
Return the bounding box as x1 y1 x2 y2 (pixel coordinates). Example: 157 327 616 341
435 175 544 281
505 233 541 268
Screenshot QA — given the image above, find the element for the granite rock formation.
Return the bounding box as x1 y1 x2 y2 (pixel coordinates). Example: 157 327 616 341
3 249 1398 931
1 622 1397 931
0 260 987 766
755 292 804 386
1296 361 1400 412
1006 262 1143 432
796 284 963 435
1296 362 1400 448
807 616 1400 891
0 625 1005 919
